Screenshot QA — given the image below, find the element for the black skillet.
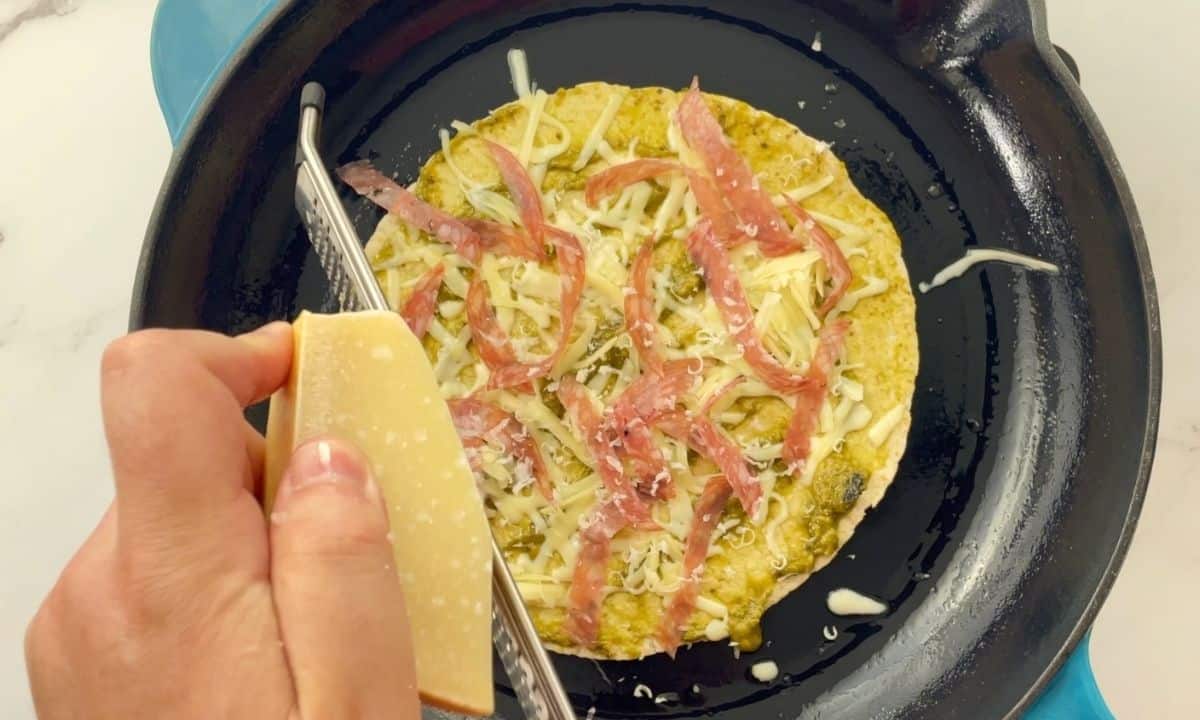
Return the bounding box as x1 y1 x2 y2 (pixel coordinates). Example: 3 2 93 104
136 0 1160 717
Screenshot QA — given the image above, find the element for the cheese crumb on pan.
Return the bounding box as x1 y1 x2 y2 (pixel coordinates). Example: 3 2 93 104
750 660 779 683
826 588 888 616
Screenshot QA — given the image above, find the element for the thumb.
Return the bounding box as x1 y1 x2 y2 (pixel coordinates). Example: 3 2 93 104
270 436 420 720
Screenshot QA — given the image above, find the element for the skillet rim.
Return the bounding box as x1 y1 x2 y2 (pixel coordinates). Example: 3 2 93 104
1004 2 1159 714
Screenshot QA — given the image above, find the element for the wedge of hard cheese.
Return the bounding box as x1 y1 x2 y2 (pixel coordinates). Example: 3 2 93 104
263 310 493 716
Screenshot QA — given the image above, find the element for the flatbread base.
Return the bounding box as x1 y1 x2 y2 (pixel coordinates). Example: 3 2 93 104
383 81 919 660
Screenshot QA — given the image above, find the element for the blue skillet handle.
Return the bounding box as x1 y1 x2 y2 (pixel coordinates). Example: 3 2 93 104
149 3 1116 717
150 0 280 144
1024 635 1115 719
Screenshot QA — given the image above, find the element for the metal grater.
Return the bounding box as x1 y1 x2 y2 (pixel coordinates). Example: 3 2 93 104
294 82 575 720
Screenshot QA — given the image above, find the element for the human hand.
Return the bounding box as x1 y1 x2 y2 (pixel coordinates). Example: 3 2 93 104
25 325 421 719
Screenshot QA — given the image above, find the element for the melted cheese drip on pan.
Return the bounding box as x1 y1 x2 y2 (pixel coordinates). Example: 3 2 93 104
918 248 1059 293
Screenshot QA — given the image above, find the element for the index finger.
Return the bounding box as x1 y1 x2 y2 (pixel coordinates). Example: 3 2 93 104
100 324 292 572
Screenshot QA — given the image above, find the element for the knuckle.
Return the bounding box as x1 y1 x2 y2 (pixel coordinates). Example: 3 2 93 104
25 584 69 670
48 565 92 623
100 330 176 378
24 603 50 666
100 332 207 441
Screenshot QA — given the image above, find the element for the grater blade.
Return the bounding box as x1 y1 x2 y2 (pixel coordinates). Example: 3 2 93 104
293 81 575 720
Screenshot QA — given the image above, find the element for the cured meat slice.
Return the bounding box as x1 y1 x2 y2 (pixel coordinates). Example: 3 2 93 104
676 80 800 257
399 264 445 339
338 160 483 264
447 397 553 500
564 499 628 646
462 218 542 262
483 227 586 390
782 195 852 315
484 141 548 261
782 318 850 470
585 158 680 207
557 377 654 526
625 236 665 376
686 221 812 394
657 475 732 656
655 410 761 517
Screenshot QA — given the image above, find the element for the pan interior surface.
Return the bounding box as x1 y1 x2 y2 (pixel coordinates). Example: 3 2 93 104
136 1 1156 718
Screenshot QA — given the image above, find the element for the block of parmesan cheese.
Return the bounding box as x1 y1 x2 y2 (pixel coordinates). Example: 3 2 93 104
263 310 493 716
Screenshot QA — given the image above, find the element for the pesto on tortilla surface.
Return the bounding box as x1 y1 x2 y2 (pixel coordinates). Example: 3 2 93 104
349 79 917 660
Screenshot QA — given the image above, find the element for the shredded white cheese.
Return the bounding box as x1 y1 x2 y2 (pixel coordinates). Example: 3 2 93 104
704 618 729 641
867 404 905 447
507 48 531 99
438 128 487 191
518 90 549 167
827 588 888 616
772 175 834 205
573 91 624 171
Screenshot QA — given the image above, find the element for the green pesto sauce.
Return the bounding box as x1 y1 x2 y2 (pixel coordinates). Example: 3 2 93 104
366 82 917 659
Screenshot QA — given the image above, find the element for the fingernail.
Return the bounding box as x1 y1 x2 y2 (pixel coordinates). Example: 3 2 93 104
274 436 381 511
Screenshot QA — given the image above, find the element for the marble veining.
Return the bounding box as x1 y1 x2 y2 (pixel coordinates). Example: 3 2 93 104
0 305 26 347
0 0 79 45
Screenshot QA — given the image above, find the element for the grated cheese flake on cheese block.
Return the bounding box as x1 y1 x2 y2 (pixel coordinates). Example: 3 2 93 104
264 311 494 716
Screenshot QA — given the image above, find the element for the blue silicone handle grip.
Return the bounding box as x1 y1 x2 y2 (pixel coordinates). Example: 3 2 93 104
147 3 1115 716
150 0 280 143
1025 635 1114 719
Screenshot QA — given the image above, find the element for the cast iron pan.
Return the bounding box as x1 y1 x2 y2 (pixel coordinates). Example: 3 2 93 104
134 0 1160 717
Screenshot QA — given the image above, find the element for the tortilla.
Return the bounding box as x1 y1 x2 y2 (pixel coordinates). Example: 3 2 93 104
351 79 917 660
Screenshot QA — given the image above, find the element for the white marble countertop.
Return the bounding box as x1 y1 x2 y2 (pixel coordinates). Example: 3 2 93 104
0 0 1195 717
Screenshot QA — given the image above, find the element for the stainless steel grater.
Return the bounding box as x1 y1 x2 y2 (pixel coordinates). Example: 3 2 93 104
294 81 575 720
